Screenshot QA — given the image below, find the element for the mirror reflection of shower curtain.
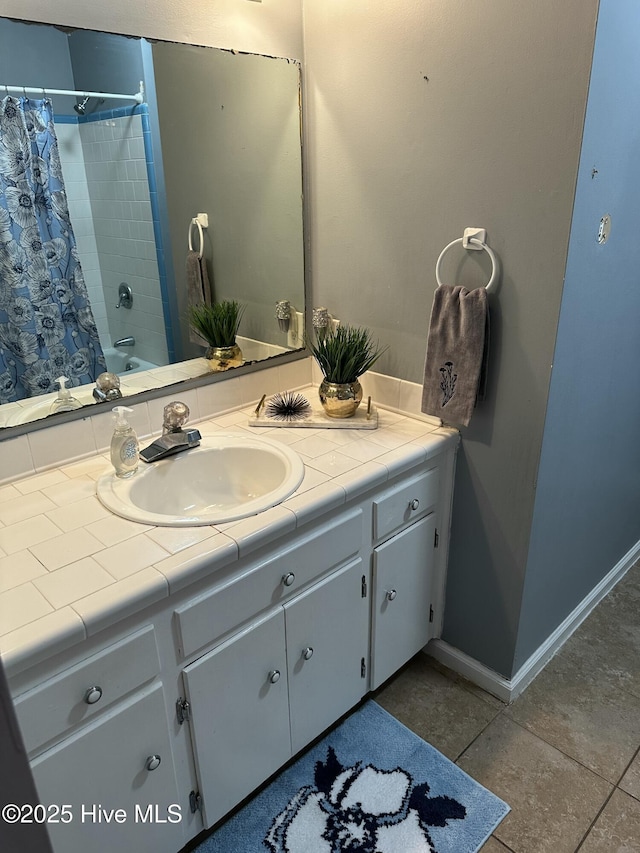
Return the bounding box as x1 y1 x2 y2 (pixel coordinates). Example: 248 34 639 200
0 96 106 403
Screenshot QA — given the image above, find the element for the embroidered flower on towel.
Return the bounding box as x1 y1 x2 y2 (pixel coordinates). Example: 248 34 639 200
264 746 465 853
439 361 457 407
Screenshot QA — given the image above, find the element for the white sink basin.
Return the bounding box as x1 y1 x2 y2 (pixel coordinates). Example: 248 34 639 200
96 433 305 527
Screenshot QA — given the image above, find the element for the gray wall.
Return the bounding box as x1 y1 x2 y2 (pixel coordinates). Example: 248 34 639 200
67 29 145 110
0 19 144 114
514 0 640 670
303 0 601 677
6 0 639 683
0 18 76 113
152 42 305 360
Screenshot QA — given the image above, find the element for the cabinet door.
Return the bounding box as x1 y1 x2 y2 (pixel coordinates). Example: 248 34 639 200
31 684 183 853
182 608 291 828
371 514 436 690
285 558 369 755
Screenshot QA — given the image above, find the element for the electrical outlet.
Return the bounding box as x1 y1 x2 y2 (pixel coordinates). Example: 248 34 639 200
287 311 304 348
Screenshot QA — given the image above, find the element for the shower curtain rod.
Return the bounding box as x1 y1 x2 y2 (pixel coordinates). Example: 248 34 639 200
1 80 145 104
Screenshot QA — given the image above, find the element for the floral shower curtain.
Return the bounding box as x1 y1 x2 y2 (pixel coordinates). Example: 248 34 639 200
0 96 105 403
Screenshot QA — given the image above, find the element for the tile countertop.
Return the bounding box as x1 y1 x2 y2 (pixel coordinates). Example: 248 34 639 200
0 395 458 678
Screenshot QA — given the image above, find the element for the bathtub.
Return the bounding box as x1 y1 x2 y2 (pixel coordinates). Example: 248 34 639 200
103 348 159 376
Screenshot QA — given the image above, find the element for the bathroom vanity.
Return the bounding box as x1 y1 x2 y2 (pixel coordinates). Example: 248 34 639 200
1 403 457 853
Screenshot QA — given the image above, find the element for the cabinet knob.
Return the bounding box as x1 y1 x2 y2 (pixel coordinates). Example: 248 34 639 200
302 646 314 661
268 670 281 684
83 686 103 705
145 754 162 772
282 572 295 587
409 498 420 511
386 589 397 601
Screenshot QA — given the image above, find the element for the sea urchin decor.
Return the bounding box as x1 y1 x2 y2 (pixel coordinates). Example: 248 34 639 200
265 391 312 422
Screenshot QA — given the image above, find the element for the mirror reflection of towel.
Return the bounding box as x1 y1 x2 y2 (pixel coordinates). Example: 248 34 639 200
421 285 488 427
186 250 213 345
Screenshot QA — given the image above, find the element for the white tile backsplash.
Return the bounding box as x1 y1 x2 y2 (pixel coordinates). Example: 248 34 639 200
0 365 436 489
0 435 35 484
0 377 458 679
28 417 98 471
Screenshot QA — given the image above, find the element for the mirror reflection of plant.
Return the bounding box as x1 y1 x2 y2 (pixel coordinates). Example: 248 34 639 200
188 300 245 348
309 324 387 384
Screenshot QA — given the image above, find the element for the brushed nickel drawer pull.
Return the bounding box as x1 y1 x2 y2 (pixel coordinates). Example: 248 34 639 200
83 686 103 705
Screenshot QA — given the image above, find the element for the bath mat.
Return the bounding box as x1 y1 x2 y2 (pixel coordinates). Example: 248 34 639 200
193 700 509 852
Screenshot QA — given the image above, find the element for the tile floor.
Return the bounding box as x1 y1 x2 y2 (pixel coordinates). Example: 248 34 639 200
375 559 640 853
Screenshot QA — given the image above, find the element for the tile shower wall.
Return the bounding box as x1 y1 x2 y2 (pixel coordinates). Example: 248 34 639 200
79 112 169 367
55 123 110 348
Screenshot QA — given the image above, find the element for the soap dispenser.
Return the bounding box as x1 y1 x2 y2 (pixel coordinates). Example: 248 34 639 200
110 406 139 478
50 376 82 414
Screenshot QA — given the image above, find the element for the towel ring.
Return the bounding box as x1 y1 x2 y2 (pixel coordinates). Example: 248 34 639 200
435 237 499 293
188 218 204 260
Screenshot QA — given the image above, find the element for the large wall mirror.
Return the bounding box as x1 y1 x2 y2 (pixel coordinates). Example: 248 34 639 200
0 16 306 433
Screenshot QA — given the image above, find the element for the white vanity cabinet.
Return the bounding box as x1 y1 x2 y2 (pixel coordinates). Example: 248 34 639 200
371 514 438 689
6 430 457 853
182 609 291 828
370 466 442 689
30 685 183 853
12 627 182 853
284 557 369 754
179 521 370 828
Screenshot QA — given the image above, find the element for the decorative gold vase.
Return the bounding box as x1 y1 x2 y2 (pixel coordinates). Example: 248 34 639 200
319 378 363 418
205 344 243 372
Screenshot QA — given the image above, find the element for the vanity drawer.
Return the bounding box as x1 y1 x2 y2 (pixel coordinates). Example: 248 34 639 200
13 625 160 755
175 508 363 659
373 467 439 541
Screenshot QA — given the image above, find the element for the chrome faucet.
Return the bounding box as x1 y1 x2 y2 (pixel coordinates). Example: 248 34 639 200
93 371 123 403
140 401 201 463
114 336 135 348
116 282 133 309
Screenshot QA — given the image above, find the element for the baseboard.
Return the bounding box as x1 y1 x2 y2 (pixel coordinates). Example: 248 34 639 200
427 537 640 703
426 639 514 703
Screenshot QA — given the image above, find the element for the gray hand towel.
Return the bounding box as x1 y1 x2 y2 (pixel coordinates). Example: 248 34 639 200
186 250 213 345
421 285 488 427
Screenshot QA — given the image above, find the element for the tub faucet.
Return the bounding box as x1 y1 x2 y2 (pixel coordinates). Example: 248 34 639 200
140 401 201 463
114 336 135 348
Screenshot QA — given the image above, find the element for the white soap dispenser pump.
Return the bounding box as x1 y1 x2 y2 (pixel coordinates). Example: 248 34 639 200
50 376 82 414
110 406 139 478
